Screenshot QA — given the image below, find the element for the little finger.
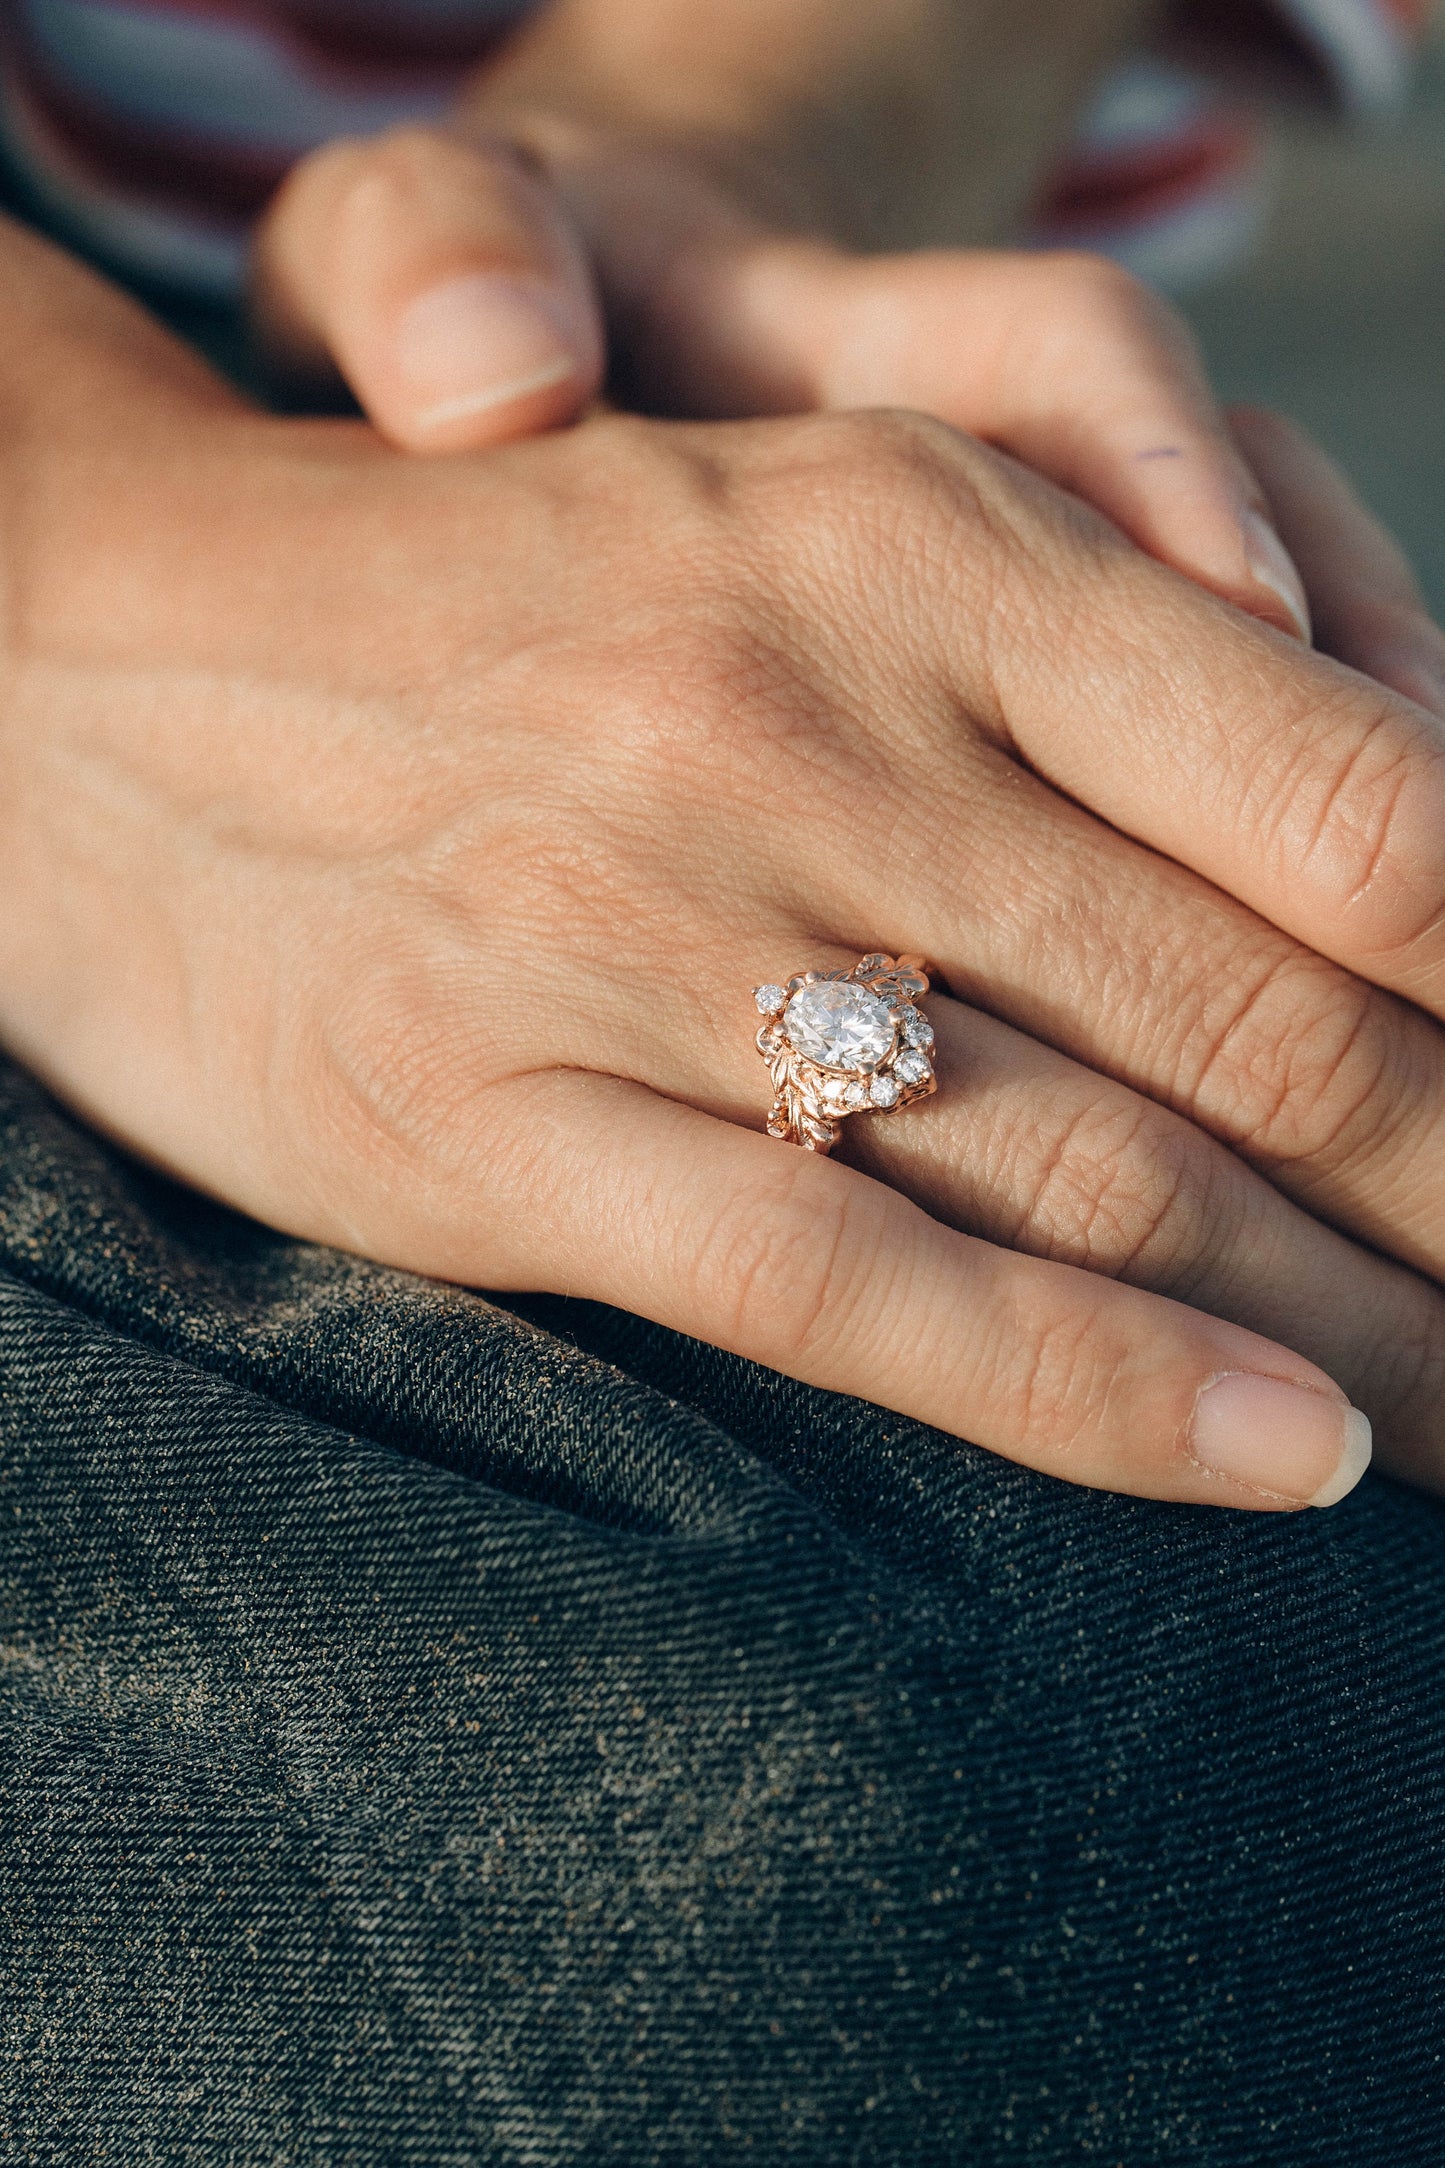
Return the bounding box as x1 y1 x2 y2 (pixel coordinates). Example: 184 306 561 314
469 1068 1372 1511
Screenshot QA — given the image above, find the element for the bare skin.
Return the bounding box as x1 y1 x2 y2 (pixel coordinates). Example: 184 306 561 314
465 0 1163 247
8 210 1445 1511
255 0 1312 644
7 3 1445 1509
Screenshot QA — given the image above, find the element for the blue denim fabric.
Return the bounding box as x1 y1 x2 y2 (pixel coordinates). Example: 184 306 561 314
1 1054 1442 2164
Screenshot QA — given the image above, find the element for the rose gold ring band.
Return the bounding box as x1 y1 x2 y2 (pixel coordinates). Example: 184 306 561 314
752 954 937 1154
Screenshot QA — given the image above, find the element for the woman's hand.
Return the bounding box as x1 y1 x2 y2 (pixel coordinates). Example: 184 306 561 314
251 0 1325 645
11 223 1445 1511
255 123 1313 645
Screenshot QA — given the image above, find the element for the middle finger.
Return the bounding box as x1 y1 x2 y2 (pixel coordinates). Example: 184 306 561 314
799 738 1445 1287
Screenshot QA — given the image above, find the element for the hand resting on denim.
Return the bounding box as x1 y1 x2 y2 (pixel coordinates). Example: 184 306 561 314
11 185 1445 1512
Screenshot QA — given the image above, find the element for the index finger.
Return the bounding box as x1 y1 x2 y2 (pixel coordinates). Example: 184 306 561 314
927 434 1445 1018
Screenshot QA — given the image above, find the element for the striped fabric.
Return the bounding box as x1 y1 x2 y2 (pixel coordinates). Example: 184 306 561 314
0 0 1428 296
0 0 531 286
1038 0 1430 286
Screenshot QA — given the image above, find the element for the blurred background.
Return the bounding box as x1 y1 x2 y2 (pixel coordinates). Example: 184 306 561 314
1184 13 1445 610
1 0 1434 611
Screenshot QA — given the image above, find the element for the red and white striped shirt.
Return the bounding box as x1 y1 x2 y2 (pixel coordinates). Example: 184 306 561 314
0 0 1427 294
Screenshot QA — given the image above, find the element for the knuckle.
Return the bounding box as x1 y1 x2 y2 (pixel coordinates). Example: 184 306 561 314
1282 688 1445 959
1004 1095 1235 1292
271 126 440 238
300 123 513 227
1184 945 1395 1171
796 401 942 465
285 130 374 192
773 407 988 530
376 121 536 197
825 403 960 472
746 408 1011 643
360 121 460 184
263 130 378 232
690 1160 878 1368
1024 251 1207 407
1034 250 1168 340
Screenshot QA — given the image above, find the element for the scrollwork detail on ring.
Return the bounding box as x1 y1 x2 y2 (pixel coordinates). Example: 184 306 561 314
752 954 937 1153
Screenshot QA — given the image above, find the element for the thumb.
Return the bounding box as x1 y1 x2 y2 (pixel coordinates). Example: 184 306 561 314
253 125 604 452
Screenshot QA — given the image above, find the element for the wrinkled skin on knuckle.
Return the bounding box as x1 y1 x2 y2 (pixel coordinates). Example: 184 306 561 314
476 414 910 791
688 1158 878 1372
992 1092 1238 1293
721 409 1019 717
335 408 1007 834
1182 946 1399 1177
785 405 1134 732
1276 683 1445 963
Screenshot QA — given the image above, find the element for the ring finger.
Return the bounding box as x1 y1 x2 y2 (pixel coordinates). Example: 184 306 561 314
537 928 1445 1493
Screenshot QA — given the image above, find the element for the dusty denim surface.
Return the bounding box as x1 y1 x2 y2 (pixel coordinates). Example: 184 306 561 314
1 1053 1443 2165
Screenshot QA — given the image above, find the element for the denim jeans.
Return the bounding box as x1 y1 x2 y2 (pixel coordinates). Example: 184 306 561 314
1 1053 1442 2164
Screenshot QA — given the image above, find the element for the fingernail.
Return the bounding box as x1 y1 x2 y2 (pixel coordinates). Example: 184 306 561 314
1240 507 1312 644
1189 1372 1372 1507
395 272 582 432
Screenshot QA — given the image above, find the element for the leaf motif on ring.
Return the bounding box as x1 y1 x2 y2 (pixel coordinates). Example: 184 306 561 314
755 957 937 1152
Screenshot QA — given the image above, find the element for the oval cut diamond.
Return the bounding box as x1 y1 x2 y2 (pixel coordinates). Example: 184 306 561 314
784 981 895 1070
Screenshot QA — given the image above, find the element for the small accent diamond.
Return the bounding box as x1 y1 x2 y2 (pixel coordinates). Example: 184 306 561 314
753 984 788 1015
870 1074 901 1109
901 1009 935 1050
844 1079 871 1109
894 1050 932 1087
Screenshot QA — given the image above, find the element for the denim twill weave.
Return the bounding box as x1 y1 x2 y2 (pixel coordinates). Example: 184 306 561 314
0 1055 1441 2164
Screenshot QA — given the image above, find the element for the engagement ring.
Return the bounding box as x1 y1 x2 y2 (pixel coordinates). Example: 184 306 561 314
753 954 937 1153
